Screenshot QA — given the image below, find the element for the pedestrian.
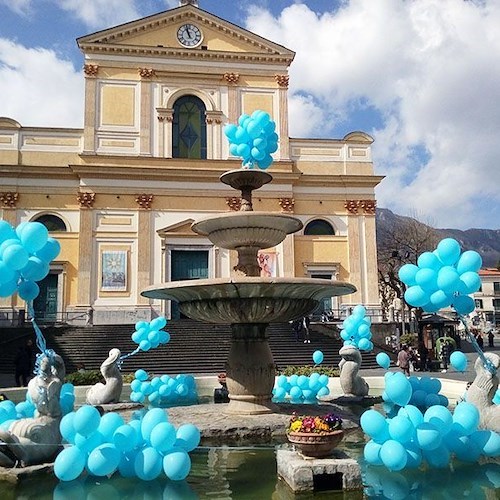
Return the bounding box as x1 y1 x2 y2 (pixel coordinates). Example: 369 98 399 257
488 330 494 348
476 331 484 349
417 341 428 372
397 345 410 376
291 319 302 342
302 316 311 344
14 339 34 387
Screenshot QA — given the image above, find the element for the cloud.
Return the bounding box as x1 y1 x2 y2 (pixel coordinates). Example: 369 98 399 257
0 0 32 16
0 39 84 128
244 0 500 229
58 0 142 30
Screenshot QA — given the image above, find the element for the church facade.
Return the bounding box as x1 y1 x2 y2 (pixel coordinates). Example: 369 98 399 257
0 2 383 325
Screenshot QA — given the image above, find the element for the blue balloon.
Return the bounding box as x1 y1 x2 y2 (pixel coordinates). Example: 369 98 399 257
35 237 61 262
385 372 412 407
59 412 77 444
98 412 124 441
289 386 302 399
424 405 453 433
361 409 388 441
423 443 450 468
163 449 191 481
436 238 461 266
113 424 139 452
135 369 148 381
388 415 415 443
20 222 49 253
17 280 40 301
470 430 500 457
87 443 121 476
416 422 442 450
437 266 460 294
375 352 391 370
452 294 475 315
456 250 482 274
312 350 324 365
74 430 103 454
141 408 167 441
404 286 429 308
364 439 383 465
453 402 480 435
150 421 177 452
0 279 18 298
417 252 442 271
150 316 167 330
450 351 468 372
3 244 29 270
73 405 101 436
459 271 481 294
380 440 407 471
429 289 453 309
134 446 163 481
54 446 86 481
415 268 438 293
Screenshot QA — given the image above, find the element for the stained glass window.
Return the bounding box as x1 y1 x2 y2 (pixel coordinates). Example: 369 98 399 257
172 95 207 159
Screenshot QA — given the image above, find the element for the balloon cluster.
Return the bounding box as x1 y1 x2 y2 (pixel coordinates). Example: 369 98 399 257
0 220 61 300
131 317 170 353
399 238 482 315
340 305 373 351
381 373 449 410
362 400 500 471
130 369 198 408
224 110 278 169
55 406 200 482
494 389 500 405
273 372 330 403
364 462 500 500
0 383 75 430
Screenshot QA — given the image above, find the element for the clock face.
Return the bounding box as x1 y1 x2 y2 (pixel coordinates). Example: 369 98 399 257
177 23 203 48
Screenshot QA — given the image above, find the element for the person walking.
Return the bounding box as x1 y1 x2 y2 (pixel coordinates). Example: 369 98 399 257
488 330 495 348
14 339 34 387
302 316 311 344
397 345 410 376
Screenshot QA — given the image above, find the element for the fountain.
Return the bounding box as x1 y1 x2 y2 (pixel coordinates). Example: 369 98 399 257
142 168 356 415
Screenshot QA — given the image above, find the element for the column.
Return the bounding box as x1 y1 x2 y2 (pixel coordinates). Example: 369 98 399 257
82 65 98 153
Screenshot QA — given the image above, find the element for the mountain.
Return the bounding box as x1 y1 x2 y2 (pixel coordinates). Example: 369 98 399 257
376 208 500 268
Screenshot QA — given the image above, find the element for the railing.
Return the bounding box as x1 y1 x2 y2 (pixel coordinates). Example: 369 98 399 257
0 309 92 328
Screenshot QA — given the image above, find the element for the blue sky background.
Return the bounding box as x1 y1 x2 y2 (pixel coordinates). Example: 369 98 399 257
0 0 499 231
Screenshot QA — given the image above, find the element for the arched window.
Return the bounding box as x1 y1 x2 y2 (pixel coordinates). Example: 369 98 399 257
33 214 67 232
172 95 207 159
304 219 335 236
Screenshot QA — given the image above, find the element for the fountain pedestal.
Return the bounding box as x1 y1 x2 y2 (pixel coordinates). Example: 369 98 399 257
225 324 276 414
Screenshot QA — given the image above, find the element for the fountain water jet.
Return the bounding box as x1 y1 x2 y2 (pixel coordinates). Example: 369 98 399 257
142 169 356 414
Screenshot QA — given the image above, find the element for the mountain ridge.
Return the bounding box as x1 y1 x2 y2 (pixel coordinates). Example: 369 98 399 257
376 208 500 267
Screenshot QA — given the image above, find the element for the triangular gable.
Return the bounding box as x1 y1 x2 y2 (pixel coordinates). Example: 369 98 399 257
77 5 295 63
157 219 197 237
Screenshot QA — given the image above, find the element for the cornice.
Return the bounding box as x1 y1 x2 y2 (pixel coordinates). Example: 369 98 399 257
79 43 294 65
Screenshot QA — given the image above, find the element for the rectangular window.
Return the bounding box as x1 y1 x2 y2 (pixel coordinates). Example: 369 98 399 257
494 282 500 292
475 299 483 309
493 299 500 311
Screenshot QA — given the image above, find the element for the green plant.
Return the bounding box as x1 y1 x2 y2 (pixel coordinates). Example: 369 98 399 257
400 333 417 347
65 370 103 386
122 373 135 384
278 365 340 377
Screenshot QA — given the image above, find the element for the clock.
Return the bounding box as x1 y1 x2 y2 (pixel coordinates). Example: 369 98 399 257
177 23 203 48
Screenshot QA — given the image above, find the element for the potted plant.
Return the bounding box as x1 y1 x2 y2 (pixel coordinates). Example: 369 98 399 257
286 412 344 458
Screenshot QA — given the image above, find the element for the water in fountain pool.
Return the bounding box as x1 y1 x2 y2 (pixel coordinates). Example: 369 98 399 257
1 427 498 499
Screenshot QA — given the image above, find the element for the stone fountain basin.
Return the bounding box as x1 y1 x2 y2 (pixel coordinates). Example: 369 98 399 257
142 277 356 324
191 212 303 250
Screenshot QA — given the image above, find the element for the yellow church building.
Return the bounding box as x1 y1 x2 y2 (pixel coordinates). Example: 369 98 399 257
0 1 383 325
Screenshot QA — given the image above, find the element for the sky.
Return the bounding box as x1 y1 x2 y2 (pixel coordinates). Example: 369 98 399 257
0 0 499 231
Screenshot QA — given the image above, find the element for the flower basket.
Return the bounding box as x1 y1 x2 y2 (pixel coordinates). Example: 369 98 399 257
286 412 344 458
287 430 344 458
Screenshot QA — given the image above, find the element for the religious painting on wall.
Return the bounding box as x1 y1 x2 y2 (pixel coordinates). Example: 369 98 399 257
101 250 128 291
258 251 277 277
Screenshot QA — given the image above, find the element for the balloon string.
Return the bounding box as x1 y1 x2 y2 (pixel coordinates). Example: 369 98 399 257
117 347 141 369
458 314 496 375
27 301 56 377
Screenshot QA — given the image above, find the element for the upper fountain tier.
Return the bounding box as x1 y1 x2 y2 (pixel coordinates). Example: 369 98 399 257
192 169 302 276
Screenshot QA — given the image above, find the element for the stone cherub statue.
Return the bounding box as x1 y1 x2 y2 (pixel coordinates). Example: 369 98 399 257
86 348 123 406
0 351 65 467
339 344 369 398
466 352 500 432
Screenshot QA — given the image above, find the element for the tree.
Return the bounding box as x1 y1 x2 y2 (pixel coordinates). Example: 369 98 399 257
376 209 440 320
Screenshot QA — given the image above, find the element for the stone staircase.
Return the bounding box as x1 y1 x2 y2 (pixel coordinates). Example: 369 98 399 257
0 321 380 376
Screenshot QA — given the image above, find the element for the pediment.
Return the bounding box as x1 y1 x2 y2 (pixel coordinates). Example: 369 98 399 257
77 5 295 63
157 219 196 237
